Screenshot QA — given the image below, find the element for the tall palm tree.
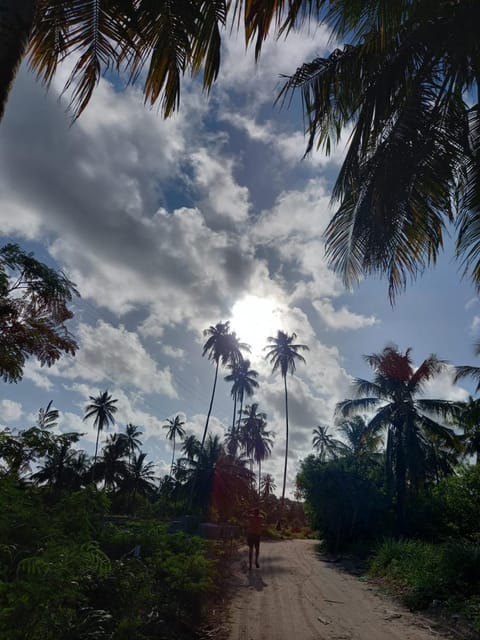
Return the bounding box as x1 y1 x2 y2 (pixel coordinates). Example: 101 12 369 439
84 390 118 481
118 423 143 468
126 452 157 506
336 345 460 525
225 358 259 429
162 414 186 474
243 406 274 494
265 330 308 508
312 425 346 462
201 321 249 450
274 0 480 298
93 434 128 492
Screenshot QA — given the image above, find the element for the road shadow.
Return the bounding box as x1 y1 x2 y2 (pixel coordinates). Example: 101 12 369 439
247 570 268 591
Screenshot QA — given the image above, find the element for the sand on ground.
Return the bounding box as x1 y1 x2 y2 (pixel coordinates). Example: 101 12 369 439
225 539 453 640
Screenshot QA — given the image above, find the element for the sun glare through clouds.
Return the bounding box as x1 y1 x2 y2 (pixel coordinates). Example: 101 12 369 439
229 295 281 360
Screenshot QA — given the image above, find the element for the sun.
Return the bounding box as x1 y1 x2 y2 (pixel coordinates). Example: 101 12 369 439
229 295 281 360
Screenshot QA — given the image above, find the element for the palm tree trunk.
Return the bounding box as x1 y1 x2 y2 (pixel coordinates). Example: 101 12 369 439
171 436 176 475
0 0 38 122
92 426 101 483
201 359 219 450
281 375 289 511
258 459 261 496
231 392 237 431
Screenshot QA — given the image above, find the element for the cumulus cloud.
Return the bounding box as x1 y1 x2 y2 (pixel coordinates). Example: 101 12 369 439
313 299 379 330
0 399 23 422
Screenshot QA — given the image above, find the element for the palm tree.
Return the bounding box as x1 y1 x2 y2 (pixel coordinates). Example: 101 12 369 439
242 405 274 494
312 425 346 462
31 432 83 491
181 434 200 461
454 343 480 393
118 423 143 468
456 397 480 465
274 1 480 298
84 390 118 480
93 434 128 492
265 330 308 507
201 321 249 450
225 357 259 429
260 473 276 498
126 452 157 506
162 414 186 474
336 345 461 526
337 416 383 459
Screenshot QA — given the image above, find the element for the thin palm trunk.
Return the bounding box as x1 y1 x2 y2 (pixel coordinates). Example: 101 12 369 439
92 426 101 483
171 435 176 475
201 359 219 450
231 392 237 431
0 0 38 122
258 459 261 496
281 375 289 509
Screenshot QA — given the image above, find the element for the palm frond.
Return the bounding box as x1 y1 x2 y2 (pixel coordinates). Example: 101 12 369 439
454 365 480 393
335 397 380 417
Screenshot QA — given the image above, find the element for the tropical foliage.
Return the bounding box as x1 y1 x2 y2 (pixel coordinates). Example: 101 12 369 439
0 243 78 382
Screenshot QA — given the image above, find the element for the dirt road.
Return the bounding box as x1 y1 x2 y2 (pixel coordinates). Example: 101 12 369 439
225 539 452 640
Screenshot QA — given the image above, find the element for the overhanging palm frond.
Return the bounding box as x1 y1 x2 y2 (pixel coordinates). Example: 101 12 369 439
454 365 480 393
336 397 380 417
415 398 461 422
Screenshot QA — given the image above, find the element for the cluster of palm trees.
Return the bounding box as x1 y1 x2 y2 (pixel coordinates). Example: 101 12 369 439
0 402 157 507
309 345 480 526
201 321 308 505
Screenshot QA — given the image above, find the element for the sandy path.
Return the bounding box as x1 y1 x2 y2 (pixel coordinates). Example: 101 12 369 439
225 539 451 640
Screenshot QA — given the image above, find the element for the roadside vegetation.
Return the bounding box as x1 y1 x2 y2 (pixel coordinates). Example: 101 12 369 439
297 346 480 632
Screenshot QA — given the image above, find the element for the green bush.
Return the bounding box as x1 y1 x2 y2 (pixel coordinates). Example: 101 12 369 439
370 539 480 614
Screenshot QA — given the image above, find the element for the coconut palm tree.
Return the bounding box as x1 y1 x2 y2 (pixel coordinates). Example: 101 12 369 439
0 0 233 122
336 345 461 526
162 414 186 474
126 452 157 505
264 330 308 507
274 0 480 298
225 357 259 428
260 473 276 498
84 390 118 481
455 397 480 465
181 433 200 462
243 407 274 494
454 343 480 393
312 425 346 462
93 433 128 491
201 321 249 450
118 423 143 468
337 416 383 459
31 432 83 491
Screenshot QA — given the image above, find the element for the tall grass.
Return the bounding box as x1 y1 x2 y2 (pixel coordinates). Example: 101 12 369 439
370 539 480 628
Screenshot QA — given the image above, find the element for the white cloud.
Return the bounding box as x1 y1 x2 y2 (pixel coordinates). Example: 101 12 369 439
313 299 379 330
51 321 177 398
0 399 23 422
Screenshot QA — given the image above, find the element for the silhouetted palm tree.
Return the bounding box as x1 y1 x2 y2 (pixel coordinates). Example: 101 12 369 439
162 414 186 474
32 433 83 491
456 397 480 465
260 473 276 498
265 330 308 507
337 416 382 459
127 452 157 505
94 433 128 491
312 424 346 462
336 345 460 525
246 409 274 494
84 390 118 481
181 433 200 461
118 423 143 468
201 321 249 450
225 357 259 431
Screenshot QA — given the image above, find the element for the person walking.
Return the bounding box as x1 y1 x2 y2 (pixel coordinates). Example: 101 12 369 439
246 507 264 570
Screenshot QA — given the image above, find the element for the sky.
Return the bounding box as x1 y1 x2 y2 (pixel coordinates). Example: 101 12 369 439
0 21 479 496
